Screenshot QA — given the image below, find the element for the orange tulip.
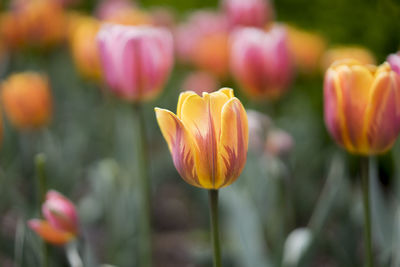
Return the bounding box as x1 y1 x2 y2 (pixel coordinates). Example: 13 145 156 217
155 88 248 189
68 15 102 81
324 59 400 155
1 72 52 129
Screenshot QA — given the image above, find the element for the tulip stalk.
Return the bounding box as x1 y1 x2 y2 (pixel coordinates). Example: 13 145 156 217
66 241 83 267
360 156 373 267
209 189 221 267
133 103 152 267
35 153 49 267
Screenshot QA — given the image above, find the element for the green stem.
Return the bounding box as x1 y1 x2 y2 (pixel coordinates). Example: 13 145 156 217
35 153 49 267
360 156 373 267
66 241 83 267
209 189 222 267
133 103 152 267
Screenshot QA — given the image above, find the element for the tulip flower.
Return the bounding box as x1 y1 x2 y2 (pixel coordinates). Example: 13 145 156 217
1 72 52 129
69 15 102 81
286 25 326 74
265 129 294 157
97 23 174 102
230 25 293 100
321 46 376 71
175 11 230 78
155 88 248 189
387 52 400 75
155 88 248 266
0 0 66 49
324 59 400 155
222 0 273 28
28 190 78 245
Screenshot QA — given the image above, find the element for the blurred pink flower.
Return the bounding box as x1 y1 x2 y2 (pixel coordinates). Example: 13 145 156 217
230 25 293 100
265 129 294 157
222 0 273 28
387 52 400 76
97 24 174 102
181 71 220 95
95 0 135 20
246 109 271 153
28 190 78 245
175 11 230 78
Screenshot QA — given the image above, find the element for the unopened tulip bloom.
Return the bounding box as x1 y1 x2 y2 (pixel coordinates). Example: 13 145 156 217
321 46 376 71
69 16 102 81
97 24 174 102
28 190 78 245
230 25 293 100
222 0 273 28
387 52 400 75
1 72 52 129
155 88 248 189
324 59 400 155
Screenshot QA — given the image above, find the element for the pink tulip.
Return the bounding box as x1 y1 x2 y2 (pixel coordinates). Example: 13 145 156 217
387 52 400 76
222 0 273 28
97 24 174 101
230 25 293 100
28 190 78 245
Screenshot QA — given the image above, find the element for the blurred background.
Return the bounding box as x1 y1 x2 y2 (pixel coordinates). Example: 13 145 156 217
1 0 400 266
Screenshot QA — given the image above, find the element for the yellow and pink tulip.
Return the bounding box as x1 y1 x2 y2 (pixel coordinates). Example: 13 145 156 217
155 88 248 189
324 59 400 155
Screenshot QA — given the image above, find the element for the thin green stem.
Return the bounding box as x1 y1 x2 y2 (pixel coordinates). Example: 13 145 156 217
133 103 152 267
360 156 373 267
66 241 83 267
209 189 222 267
35 153 49 267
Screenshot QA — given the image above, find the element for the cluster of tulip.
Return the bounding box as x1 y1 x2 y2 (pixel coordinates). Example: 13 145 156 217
0 0 400 266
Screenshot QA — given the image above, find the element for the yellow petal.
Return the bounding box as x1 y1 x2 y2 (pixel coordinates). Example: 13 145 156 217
218 87 235 99
177 91 197 119
217 98 248 188
154 108 202 187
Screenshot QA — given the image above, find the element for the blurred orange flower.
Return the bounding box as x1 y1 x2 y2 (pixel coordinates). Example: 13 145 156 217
0 0 66 49
321 46 376 71
1 72 52 129
68 14 102 81
286 25 326 74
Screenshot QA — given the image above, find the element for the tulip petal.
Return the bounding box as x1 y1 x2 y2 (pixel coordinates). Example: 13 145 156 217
336 64 373 148
217 97 248 188
155 108 202 187
179 90 230 188
28 219 74 245
177 91 197 119
363 70 400 154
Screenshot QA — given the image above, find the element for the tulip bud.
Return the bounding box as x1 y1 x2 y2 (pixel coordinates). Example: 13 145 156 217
324 59 400 155
222 0 273 28
155 88 248 189
387 52 400 76
230 25 293 100
28 190 78 245
69 15 102 81
1 72 52 129
321 46 376 72
97 24 174 102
